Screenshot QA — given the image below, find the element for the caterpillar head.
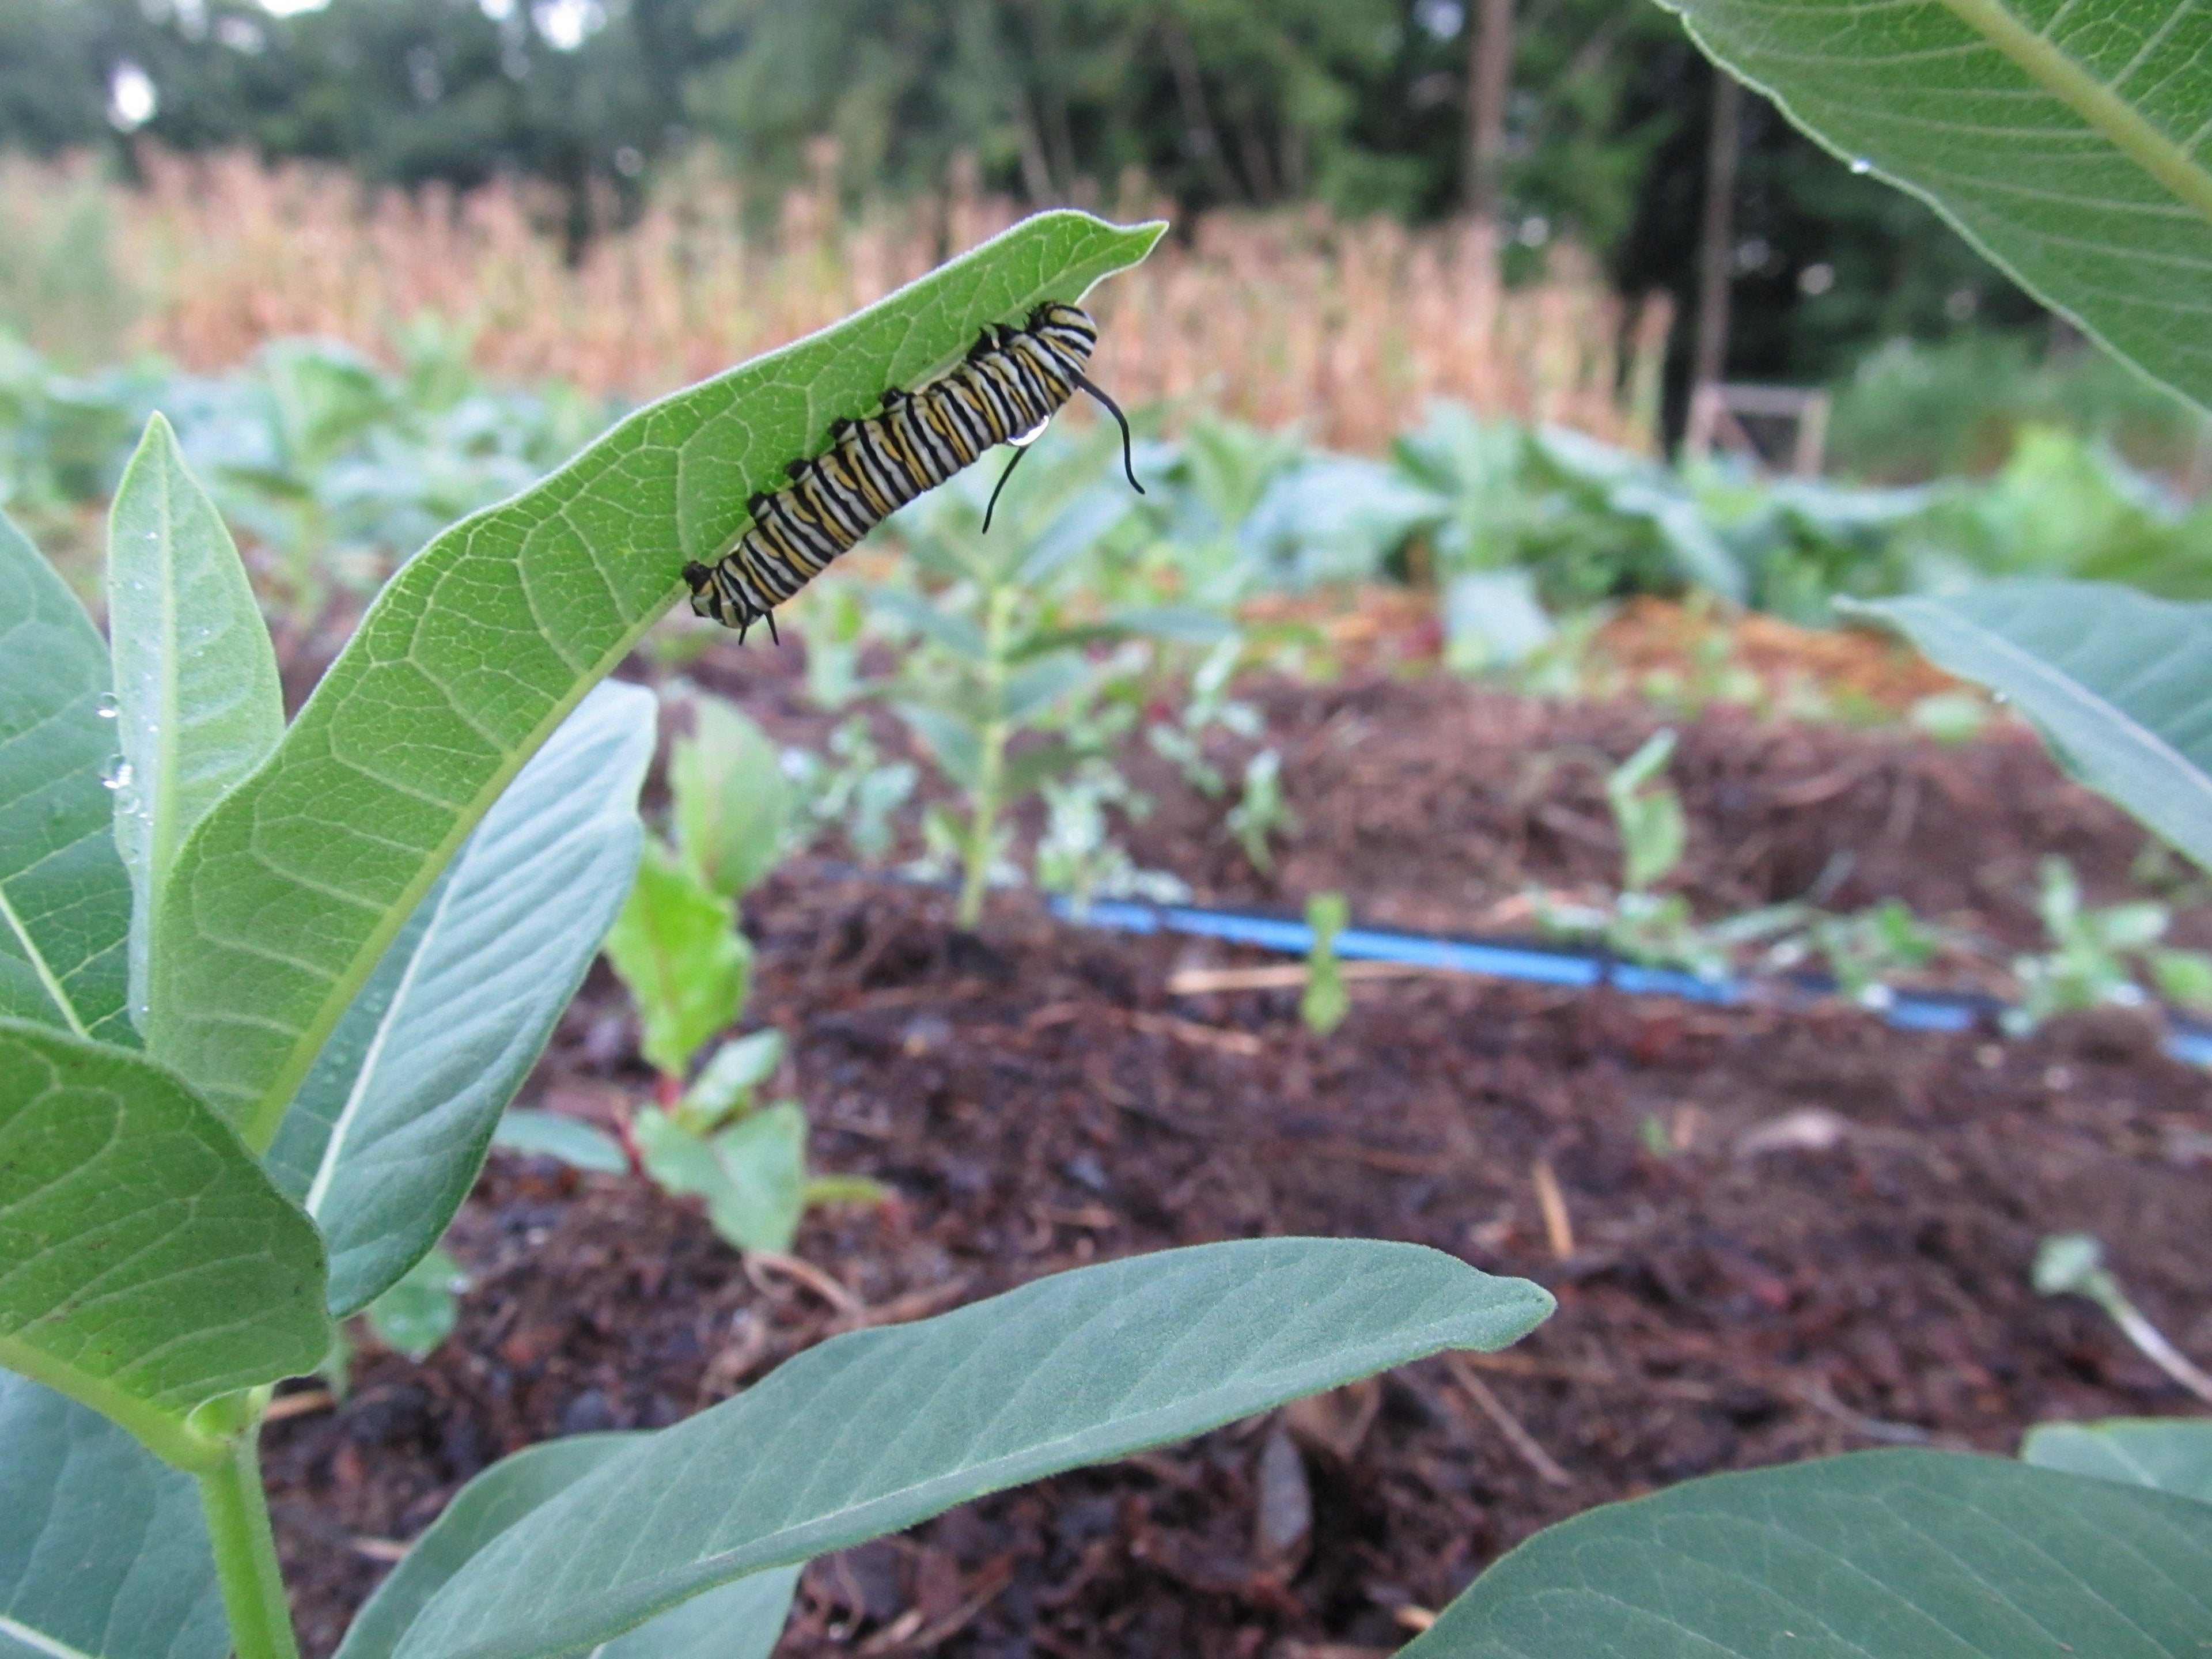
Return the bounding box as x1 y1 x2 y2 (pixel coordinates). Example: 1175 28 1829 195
681 561 715 619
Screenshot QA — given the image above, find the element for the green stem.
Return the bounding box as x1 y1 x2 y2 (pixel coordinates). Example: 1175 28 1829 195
958 588 1016 930
198 1421 300 1659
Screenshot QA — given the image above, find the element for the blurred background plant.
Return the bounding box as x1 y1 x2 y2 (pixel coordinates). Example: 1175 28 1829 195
600 687 881 1255
2005 858 2212 1034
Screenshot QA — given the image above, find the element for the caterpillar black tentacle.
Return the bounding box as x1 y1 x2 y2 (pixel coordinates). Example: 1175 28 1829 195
685 301 1135 636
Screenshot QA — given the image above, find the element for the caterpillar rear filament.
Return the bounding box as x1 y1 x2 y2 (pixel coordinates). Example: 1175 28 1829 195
684 301 1142 639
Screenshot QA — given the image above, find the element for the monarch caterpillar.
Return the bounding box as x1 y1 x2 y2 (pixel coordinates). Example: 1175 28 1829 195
683 300 1142 639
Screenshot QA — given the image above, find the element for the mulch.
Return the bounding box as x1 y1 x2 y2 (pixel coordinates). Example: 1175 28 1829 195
262 660 2212 1658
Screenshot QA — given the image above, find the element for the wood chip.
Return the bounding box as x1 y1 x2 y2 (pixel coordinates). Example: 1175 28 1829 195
1127 1010 1264 1056
1445 1354 1574 1487
262 1388 335 1423
833 1275 975 1334
1166 960 1452 995
746 1251 864 1316
349 1536 410 1563
1532 1158 1575 1259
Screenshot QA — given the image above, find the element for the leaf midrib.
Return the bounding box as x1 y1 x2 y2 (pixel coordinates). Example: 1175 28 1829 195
231 582 685 1152
0 882 86 1040
146 438 185 929
0 1609 99 1659
1936 0 2212 229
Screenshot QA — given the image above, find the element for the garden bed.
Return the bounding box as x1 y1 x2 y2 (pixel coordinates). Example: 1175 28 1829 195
263 668 2212 1656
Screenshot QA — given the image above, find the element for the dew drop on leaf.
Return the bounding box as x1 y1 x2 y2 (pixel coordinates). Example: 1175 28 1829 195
100 756 133 790
95 692 119 718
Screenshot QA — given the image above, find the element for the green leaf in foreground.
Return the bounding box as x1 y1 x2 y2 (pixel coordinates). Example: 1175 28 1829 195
0 1018 328 1466
264 680 653 1315
0 1372 225 1659
2022 1417 2212 1505
105 413 284 1028
0 510 131 1044
397 1238 1551 1659
1402 1448 2212 1657
146 211 1165 1149
338 1435 800 1659
1659 0 2212 411
1852 582 2212 873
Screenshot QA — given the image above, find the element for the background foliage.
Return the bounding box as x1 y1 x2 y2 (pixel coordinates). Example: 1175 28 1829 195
0 0 2062 386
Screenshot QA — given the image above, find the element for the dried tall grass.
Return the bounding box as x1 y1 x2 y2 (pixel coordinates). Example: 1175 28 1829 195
14 147 1670 452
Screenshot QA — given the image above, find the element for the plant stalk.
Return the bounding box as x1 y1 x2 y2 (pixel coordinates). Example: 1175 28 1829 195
198 1422 300 1659
959 586 1017 930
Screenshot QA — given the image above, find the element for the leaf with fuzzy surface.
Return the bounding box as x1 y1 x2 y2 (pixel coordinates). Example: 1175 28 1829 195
0 1372 226 1659
395 1238 1551 1659
1400 1448 2212 1657
336 1435 799 1659
1853 582 2212 872
263 681 652 1315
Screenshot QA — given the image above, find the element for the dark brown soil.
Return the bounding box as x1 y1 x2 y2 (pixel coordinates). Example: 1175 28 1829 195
262 665 2212 1658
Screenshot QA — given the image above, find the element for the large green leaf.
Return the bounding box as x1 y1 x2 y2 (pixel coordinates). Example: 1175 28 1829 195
263 681 653 1315
145 213 1165 1149
0 1018 327 1467
396 1238 1551 1659
1403 1448 2212 1657
0 512 131 1045
2022 1418 2212 1505
338 1434 801 1659
1659 0 2212 410
1852 583 2212 870
0 1372 225 1659
105 414 283 1028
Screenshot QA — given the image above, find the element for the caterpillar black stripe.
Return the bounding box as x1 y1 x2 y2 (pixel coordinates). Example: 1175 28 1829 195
683 301 1142 639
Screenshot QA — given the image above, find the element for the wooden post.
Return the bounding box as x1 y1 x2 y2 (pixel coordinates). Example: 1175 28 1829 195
1691 68 1744 395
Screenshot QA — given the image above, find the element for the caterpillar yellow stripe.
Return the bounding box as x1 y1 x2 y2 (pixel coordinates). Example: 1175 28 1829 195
683 301 1142 640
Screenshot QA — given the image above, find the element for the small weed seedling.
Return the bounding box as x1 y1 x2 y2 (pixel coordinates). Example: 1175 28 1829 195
2007 855 2212 1031
1770 896 1942 1007
1035 759 1191 916
1226 747 1298 874
1607 728 1688 893
1301 891 1351 1036
1146 634 1267 800
2033 1233 2212 1407
1146 636 1297 875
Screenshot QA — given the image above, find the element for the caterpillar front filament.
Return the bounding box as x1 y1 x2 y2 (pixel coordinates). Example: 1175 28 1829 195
684 301 1142 639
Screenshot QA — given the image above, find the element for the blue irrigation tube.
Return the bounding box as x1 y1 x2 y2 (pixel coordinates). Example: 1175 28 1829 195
1048 893 2212 1065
